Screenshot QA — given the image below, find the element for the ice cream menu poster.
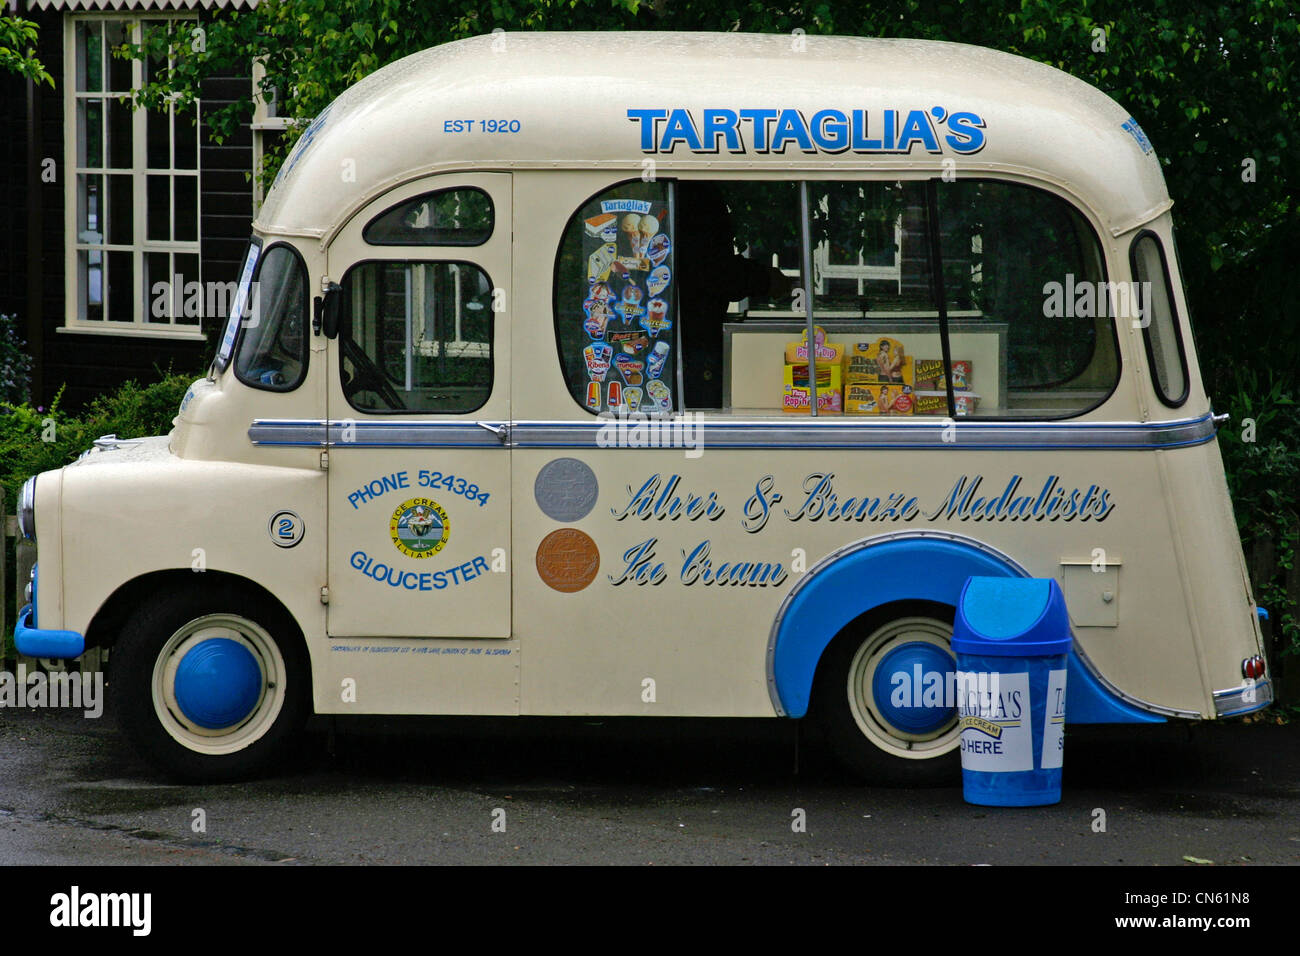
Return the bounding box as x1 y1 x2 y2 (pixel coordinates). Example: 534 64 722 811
579 198 675 414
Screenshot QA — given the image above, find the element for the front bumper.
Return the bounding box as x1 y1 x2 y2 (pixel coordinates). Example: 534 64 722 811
14 604 84 659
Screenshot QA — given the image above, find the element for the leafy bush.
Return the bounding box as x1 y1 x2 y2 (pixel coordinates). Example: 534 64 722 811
1216 365 1300 707
1 371 197 513
0 313 34 405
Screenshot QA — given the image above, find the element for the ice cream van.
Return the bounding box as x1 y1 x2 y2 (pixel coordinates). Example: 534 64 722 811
14 33 1271 782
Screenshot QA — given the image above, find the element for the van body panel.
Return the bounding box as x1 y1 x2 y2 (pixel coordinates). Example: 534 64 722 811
23 34 1270 785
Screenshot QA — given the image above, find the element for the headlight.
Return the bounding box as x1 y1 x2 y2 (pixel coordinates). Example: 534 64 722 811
17 476 36 540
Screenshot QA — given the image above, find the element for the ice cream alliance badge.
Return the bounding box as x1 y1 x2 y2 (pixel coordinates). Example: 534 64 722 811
389 497 451 558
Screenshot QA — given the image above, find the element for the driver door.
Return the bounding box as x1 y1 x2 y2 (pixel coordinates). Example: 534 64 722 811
324 173 511 638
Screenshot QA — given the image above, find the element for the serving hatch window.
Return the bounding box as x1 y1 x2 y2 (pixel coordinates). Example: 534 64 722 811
553 178 1119 419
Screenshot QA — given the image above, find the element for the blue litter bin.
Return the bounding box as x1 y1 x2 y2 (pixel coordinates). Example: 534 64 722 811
951 577 1072 807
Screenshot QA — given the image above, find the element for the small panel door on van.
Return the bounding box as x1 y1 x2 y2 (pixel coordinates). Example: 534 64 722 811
325 174 511 638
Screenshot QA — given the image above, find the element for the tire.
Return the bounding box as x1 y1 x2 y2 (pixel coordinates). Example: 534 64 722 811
109 583 310 783
812 602 961 786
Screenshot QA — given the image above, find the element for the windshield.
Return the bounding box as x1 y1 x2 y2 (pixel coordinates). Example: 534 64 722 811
213 239 261 373
233 243 308 390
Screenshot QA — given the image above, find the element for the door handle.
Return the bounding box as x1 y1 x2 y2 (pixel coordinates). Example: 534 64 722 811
477 422 510 444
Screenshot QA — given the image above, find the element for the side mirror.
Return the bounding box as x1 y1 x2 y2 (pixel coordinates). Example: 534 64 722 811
314 282 342 339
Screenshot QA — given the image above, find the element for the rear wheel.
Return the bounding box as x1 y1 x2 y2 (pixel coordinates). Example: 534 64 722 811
812 602 961 786
110 585 309 783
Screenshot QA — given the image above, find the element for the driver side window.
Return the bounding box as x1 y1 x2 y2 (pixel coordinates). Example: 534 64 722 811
339 260 494 413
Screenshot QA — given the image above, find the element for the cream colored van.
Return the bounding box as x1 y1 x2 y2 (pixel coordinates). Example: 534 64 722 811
14 33 1270 782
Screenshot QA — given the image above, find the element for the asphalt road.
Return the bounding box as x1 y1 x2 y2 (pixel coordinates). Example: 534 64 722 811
1 706 1298 866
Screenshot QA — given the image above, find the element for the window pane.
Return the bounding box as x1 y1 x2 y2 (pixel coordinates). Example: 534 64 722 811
811 181 932 314
936 180 1117 418
107 174 133 245
78 250 104 321
107 98 133 169
175 252 200 325
145 251 171 323
174 107 198 169
78 99 104 168
554 182 678 414
143 20 171 87
363 188 493 245
234 246 308 389
147 107 170 169
105 21 132 93
340 261 493 413
77 174 103 242
107 251 134 322
147 175 170 241
76 22 102 93
1132 235 1187 404
174 176 197 242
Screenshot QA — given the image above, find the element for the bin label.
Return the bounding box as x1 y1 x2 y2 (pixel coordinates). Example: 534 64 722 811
1040 668 1068 769
956 670 1032 772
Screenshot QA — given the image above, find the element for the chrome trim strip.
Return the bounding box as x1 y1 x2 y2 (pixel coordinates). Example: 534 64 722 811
249 420 508 448
250 414 1217 450
1213 679 1273 718
512 414 1215 450
762 530 1194 719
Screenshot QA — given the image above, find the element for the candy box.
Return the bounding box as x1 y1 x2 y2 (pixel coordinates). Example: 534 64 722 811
914 359 973 391
910 391 949 416
845 383 914 415
783 384 843 414
783 361 842 392
911 390 982 416
784 325 844 365
844 337 913 386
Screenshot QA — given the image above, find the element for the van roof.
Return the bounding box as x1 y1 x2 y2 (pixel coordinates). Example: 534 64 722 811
255 32 1172 241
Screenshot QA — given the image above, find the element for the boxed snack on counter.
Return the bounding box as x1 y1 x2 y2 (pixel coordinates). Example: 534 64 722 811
784 361 843 413
783 361 843 414
911 391 948 416
911 390 982 416
844 337 914 386
914 359 973 391
782 325 843 413
784 325 845 365
783 384 843 414
845 383 914 415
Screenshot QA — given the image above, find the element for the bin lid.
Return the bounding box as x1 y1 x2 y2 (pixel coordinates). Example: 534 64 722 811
951 577 1073 656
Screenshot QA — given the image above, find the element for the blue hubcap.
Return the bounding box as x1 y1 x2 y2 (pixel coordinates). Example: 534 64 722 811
871 642 957 735
173 638 263 729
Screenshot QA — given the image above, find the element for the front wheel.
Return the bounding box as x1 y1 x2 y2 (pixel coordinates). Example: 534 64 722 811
110 585 310 782
812 603 961 786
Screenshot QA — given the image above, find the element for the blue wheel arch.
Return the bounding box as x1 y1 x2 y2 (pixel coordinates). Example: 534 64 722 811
766 531 1164 725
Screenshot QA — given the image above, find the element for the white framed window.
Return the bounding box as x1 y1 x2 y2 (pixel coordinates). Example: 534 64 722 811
251 58 290 213
63 14 203 339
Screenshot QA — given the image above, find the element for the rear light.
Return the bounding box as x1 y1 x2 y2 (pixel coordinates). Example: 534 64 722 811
1242 655 1266 680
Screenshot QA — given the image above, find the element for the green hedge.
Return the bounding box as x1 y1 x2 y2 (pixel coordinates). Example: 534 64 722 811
1 372 198 513
1215 367 1300 710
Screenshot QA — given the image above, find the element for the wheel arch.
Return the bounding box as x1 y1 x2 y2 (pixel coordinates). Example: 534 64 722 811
767 531 1028 717
86 569 309 662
